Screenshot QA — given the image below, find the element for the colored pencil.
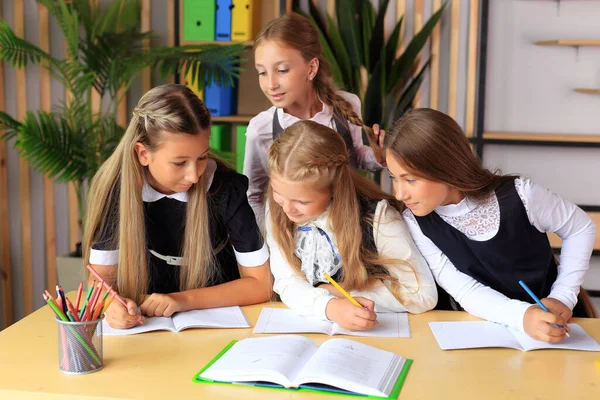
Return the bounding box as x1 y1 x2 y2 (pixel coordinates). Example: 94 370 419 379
86 264 127 308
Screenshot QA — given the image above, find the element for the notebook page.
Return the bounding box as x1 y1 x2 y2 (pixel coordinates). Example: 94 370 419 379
172 307 250 331
294 338 403 397
199 335 318 387
253 308 333 335
512 324 600 352
102 316 175 336
429 321 523 350
334 312 411 338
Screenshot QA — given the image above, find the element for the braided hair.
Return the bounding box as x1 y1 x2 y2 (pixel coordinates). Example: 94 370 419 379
267 120 417 303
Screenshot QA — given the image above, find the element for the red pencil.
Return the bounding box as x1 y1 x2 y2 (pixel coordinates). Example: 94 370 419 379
75 282 83 311
86 264 127 308
65 298 81 322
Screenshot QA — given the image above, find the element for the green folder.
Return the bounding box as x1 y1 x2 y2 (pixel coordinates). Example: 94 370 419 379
192 340 413 399
235 125 247 173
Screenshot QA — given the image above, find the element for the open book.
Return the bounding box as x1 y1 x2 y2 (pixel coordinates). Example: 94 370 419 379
194 335 412 398
253 308 411 338
429 321 600 351
102 306 250 336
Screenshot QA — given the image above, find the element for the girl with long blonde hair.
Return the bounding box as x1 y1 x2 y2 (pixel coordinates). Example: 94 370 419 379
266 120 437 331
244 12 386 229
385 108 595 342
83 84 271 329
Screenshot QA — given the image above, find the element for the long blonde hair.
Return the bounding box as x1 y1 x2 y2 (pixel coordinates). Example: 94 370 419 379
83 84 220 303
267 120 415 303
255 13 384 164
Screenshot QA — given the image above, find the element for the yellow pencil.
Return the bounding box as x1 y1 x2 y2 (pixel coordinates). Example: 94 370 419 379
323 273 362 307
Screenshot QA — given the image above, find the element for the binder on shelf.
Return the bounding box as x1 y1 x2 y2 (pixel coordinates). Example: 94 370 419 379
210 124 232 152
185 69 204 100
216 0 233 41
231 0 255 42
235 125 248 173
183 0 216 42
204 78 237 117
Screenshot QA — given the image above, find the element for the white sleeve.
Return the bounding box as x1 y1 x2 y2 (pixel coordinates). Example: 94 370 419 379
517 177 596 309
243 117 271 231
402 210 533 331
338 91 382 171
349 201 437 313
266 205 335 320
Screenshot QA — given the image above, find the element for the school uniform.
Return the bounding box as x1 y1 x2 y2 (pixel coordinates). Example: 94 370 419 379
244 91 382 228
403 177 596 331
89 159 269 294
266 198 438 320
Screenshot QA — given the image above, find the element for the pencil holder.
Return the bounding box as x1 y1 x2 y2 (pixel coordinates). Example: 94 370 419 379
56 317 104 374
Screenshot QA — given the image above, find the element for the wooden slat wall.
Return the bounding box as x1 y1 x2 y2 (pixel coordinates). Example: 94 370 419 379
396 0 406 56
0 1 13 328
141 0 152 93
168 0 175 83
412 0 423 108
15 0 33 316
447 0 460 119
38 4 57 294
429 0 442 110
464 0 479 138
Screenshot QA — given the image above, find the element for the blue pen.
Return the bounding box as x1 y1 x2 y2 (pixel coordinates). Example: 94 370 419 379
518 280 570 337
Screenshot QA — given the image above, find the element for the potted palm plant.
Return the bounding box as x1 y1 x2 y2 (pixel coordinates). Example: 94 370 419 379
299 0 446 128
0 0 244 262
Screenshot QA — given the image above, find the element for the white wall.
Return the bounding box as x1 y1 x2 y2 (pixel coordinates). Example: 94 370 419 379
484 0 600 290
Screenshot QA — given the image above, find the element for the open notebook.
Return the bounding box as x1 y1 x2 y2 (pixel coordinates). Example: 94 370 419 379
429 321 600 351
194 335 412 399
253 308 411 338
102 306 250 336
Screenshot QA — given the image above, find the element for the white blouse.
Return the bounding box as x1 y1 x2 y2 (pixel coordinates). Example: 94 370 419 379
403 177 596 332
243 91 381 229
267 199 438 320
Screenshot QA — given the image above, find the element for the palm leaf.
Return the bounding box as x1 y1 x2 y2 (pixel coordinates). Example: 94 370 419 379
307 1 327 40
387 3 446 93
38 0 80 60
0 21 52 68
336 1 362 72
363 58 383 127
368 0 389 73
385 17 403 78
360 0 375 71
389 58 431 126
324 14 352 90
0 111 23 141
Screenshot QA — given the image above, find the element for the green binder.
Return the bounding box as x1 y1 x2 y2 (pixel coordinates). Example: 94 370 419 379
210 124 232 152
183 0 216 42
192 339 413 399
235 124 247 173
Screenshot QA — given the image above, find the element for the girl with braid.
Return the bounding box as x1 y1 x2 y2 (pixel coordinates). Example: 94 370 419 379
83 84 272 329
244 13 386 228
266 120 437 331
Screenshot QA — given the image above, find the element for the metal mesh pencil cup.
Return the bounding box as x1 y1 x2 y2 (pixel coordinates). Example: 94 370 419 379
56 317 104 374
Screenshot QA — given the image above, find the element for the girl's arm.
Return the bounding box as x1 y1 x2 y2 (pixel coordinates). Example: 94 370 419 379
349 200 438 313
402 211 533 330
339 91 382 171
266 209 336 320
517 177 596 310
243 114 273 229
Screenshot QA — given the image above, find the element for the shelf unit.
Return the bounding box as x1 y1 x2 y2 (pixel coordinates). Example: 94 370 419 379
575 88 600 95
535 40 600 46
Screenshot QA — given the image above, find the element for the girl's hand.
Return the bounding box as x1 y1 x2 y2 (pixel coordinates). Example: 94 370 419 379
541 298 573 322
140 293 185 317
373 124 386 149
325 297 377 331
105 298 144 329
523 304 570 343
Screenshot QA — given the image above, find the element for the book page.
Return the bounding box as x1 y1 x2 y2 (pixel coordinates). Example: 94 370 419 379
333 312 411 338
253 308 411 337
172 307 250 331
512 324 600 352
199 335 318 388
102 316 175 336
253 308 333 335
294 338 404 397
429 321 523 350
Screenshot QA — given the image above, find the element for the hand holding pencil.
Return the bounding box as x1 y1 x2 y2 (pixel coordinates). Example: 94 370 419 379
323 273 378 331
520 280 571 343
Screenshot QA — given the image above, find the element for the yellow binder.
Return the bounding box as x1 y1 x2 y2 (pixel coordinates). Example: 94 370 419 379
231 0 255 42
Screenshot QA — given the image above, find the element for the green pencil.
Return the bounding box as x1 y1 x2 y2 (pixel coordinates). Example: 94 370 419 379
78 283 95 319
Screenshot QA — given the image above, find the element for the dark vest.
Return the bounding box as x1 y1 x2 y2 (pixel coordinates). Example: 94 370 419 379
414 179 558 310
272 108 359 169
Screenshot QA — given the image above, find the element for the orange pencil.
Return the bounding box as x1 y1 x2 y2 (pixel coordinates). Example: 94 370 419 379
91 299 104 321
86 264 127 308
75 282 83 311
102 295 115 315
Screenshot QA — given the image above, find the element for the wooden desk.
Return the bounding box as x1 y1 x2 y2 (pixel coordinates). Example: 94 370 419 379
0 301 598 399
